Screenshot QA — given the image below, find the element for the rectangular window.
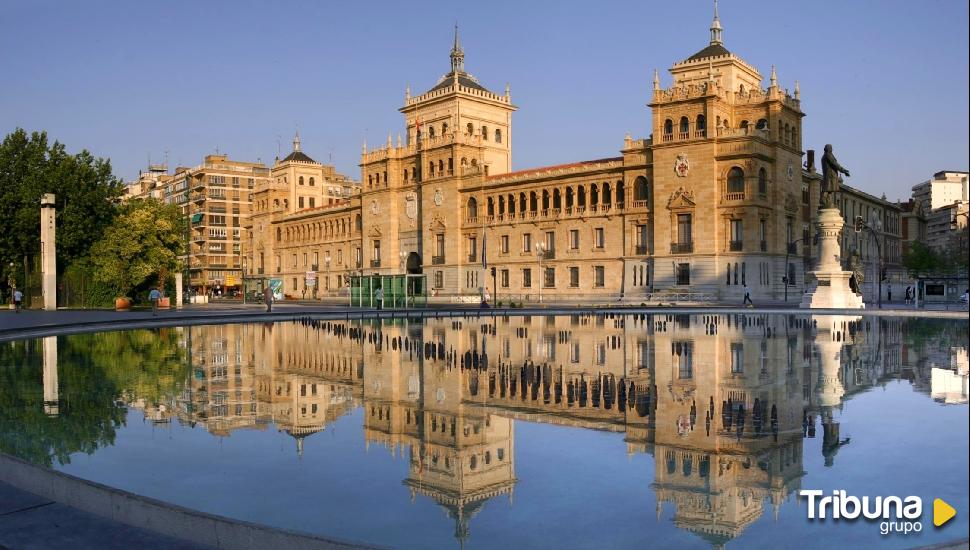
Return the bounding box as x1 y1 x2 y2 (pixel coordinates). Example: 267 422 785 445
570 343 581 363
675 341 693 379
298 197 305 208
292 254 297 267
434 271 444 289
730 219 743 243
676 263 690 285
309 197 315 208
545 231 555 252
436 234 445 258
500 269 509 288
636 224 648 252
569 229 579 250
303 253 307 267
522 268 532 288
637 341 653 369
543 267 555 288
731 343 744 374
677 214 692 244
468 236 477 262
501 235 509 254
760 219 767 251
594 227 605 248
522 233 532 253
569 267 579 287
373 240 381 263
594 266 605 287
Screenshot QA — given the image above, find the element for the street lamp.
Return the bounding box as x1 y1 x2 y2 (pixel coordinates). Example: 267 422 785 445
534 241 546 305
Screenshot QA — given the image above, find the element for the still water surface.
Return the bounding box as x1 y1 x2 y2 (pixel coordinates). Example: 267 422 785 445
1 313 967 549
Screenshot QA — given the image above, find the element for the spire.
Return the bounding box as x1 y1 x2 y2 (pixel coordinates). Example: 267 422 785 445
794 80 801 99
710 0 723 46
450 24 465 73
292 130 301 152
770 65 778 88
653 69 660 91
405 83 411 100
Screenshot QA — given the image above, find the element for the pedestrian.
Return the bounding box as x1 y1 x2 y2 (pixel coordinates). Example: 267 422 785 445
12 288 23 313
148 287 162 316
375 287 384 310
887 285 892 303
904 286 911 304
742 285 754 307
263 285 274 313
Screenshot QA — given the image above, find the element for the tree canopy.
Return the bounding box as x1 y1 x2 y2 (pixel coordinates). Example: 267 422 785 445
0 128 124 284
90 199 185 297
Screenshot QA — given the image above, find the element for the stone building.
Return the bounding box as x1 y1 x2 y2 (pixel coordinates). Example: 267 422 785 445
155 154 271 295
245 6 896 305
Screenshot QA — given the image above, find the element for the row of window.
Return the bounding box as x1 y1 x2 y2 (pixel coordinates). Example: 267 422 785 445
276 214 362 243
418 122 502 144
466 177 651 219
444 265 608 290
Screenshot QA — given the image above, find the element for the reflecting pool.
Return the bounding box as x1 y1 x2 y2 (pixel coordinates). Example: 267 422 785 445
1 314 967 549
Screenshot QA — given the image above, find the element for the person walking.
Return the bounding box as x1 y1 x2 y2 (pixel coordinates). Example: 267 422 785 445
374 286 384 310
263 285 274 313
887 285 892 303
742 285 754 307
12 288 23 313
904 286 911 304
148 287 162 316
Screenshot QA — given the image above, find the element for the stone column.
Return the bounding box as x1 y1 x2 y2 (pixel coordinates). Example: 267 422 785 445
40 194 57 311
800 208 864 309
43 336 59 416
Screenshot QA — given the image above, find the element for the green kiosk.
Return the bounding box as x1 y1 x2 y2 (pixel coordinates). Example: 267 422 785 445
350 274 427 308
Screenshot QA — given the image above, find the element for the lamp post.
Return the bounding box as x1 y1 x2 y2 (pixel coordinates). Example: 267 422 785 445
534 241 546 305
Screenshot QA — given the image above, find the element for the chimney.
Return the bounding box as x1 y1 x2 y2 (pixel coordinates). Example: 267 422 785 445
806 149 815 172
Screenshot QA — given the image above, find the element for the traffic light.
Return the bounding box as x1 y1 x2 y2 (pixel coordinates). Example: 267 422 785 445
854 215 865 233
490 266 496 277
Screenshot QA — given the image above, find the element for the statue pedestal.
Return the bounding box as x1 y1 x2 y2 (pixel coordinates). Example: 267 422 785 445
800 208 864 309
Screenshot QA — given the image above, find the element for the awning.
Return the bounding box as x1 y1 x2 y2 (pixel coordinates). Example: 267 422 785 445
191 213 204 223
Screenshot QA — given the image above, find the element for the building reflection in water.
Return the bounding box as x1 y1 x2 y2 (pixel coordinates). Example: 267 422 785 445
109 313 964 548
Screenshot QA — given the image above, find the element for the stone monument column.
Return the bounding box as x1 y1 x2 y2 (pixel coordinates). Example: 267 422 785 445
800 145 864 309
43 335 59 417
40 193 57 311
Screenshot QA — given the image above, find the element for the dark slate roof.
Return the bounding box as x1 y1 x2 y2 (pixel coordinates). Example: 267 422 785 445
687 43 731 61
281 150 316 163
426 71 491 94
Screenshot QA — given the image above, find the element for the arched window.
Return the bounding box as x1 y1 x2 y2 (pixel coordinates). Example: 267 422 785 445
299 176 305 185
739 84 745 94
461 157 467 166
603 182 612 205
509 193 516 214
470 158 477 166
403 169 408 182
740 120 749 130
756 118 768 130
519 192 527 213
553 189 562 210
578 186 587 207
375 172 380 184
368 175 373 187
442 122 448 135
679 116 689 137
727 167 745 194
696 114 706 137
529 191 538 212
616 180 625 206
466 122 473 135
276 228 281 241
438 159 444 174
498 196 505 215
784 123 790 144
565 187 574 209
355 214 362 231
428 126 435 139
467 197 478 220
634 176 649 202
487 197 494 216
758 168 768 195
309 177 315 186
383 171 387 185
495 129 502 143
590 184 599 205
663 119 673 137
429 161 435 177
411 167 416 181
482 126 488 140
448 157 453 173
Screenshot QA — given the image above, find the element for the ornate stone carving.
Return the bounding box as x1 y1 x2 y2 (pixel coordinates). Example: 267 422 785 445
434 188 443 206
674 153 690 177
404 192 417 220
784 193 798 212
667 187 696 209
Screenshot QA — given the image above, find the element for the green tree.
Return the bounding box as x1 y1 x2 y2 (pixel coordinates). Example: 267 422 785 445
0 129 124 289
902 241 943 277
90 199 185 297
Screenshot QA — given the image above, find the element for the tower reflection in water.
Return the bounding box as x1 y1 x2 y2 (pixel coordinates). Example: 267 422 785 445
19 313 966 547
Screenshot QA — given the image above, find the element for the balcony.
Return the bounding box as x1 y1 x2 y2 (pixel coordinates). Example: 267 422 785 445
729 240 743 251
635 245 649 255
631 200 649 209
370 259 381 268
311 264 319 271
432 255 445 265
540 248 556 260
670 242 693 254
724 192 745 201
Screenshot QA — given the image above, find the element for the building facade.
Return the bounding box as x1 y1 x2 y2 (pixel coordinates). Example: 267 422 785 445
245 8 899 305
912 170 968 211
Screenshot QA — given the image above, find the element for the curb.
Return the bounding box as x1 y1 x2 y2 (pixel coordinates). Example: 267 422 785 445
0 453 380 550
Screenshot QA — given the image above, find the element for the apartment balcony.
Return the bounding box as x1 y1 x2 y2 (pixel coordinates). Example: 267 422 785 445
729 240 743 252
370 259 381 268
670 242 693 254
432 255 445 265
635 245 649 255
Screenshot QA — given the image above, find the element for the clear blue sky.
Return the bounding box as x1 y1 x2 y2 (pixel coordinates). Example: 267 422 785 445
1 0 967 201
